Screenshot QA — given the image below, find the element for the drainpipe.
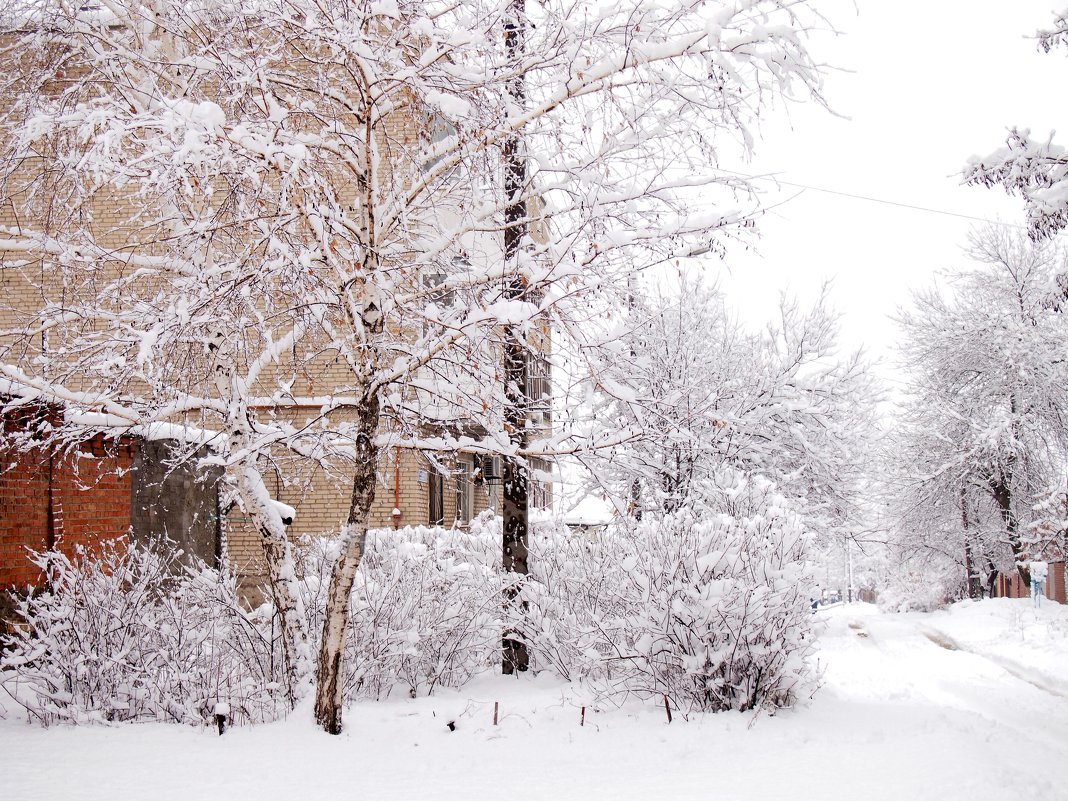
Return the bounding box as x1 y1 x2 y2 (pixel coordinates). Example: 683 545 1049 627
44 405 60 554
46 446 56 552
391 450 402 529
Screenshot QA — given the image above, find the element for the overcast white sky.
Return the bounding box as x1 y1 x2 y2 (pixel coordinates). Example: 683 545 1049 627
707 0 1066 383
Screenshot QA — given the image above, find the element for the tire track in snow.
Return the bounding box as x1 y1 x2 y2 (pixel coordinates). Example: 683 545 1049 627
833 612 1068 745
897 620 1068 748
919 625 1068 700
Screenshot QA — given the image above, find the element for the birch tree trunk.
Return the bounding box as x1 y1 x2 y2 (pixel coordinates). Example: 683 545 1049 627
314 392 380 734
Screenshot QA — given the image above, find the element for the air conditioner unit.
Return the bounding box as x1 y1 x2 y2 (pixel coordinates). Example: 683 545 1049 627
474 454 503 485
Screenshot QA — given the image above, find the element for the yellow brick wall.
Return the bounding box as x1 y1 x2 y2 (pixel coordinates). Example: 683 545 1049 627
1 29 546 595
226 445 502 593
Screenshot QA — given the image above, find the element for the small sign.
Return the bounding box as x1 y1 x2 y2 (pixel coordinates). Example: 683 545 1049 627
418 470 428 484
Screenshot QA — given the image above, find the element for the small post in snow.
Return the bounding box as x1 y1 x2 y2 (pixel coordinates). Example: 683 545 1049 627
663 694 672 724
493 701 499 726
213 702 230 735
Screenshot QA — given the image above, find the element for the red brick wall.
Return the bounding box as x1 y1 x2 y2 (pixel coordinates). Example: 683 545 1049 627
994 563 1066 604
54 436 135 559
0 413 135 590
1045 562 1066 604
0 440 51 589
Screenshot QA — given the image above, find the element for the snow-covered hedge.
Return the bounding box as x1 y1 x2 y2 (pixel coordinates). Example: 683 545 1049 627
3 482 816 726
1 520 509 725
296 516 507 700
1 542 282 726
522 472 817 714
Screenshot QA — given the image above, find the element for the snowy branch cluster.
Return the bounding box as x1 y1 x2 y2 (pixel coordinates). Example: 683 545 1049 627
1038 9 1068 52
965 8 1068 240
965 129 1068 241
573 279 875 551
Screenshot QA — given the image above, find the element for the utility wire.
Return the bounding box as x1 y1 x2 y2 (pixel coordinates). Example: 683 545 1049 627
718 168 1067 236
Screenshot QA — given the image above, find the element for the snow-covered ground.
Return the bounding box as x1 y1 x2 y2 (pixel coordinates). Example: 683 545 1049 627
3 599 1067 800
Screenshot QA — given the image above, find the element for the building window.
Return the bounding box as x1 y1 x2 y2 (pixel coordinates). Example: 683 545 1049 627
475 454 502 513
526 354 551 426
455 456 474 525
528 456 553 510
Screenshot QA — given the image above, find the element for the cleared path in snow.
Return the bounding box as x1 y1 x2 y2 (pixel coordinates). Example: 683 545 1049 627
825 606 1068 748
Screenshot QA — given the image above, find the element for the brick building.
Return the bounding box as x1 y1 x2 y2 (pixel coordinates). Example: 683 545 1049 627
0 18 553 599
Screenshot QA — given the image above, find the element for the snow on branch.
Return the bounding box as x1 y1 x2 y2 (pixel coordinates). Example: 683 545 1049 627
965 129 1068 241
1038 9 1068 53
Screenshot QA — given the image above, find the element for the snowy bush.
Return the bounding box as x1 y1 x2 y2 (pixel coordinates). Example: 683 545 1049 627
876 561 958 613
296 515 508 700
518 528 632 682
1 541 284 726
522 472 817 714
3 496 815 725
1 521 511 726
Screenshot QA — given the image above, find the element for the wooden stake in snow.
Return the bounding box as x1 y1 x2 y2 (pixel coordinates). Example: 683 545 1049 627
663 695 672 724
493 701 499 726
580 706 586 727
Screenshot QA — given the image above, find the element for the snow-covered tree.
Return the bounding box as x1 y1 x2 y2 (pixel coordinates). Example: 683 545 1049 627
575 278 875 544
964 10 1068 240
0 0 830 733
545 280 871 705
887 227 1068 593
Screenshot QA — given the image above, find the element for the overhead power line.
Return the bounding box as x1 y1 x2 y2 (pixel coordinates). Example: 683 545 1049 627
719 169 1067 236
